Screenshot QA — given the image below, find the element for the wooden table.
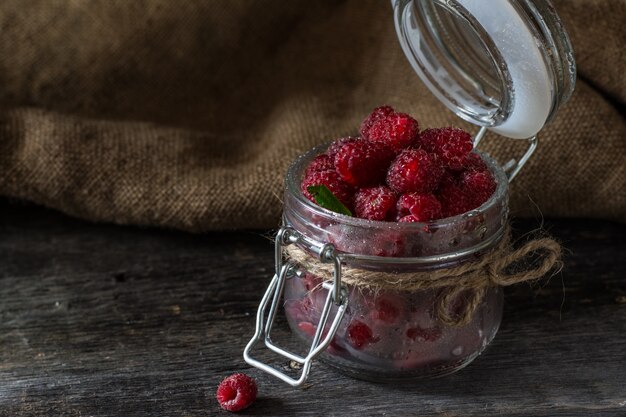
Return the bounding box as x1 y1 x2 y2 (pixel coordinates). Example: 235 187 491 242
1 199 624 416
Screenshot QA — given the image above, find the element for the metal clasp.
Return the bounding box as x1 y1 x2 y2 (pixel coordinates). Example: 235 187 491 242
243 227 348 387
473 126 538 183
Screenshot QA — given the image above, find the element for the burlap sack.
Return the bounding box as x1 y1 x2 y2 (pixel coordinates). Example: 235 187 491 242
0 1 624 231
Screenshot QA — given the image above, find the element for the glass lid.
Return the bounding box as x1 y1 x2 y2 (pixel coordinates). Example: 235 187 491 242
393 0 576 139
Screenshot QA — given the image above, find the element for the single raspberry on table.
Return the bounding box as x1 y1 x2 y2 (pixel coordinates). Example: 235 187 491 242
304 154 335 176
359 105 394 138
420 127 473 170
354 186 398 221
216 373 257 412
301 169 354 209
396 192 442 222
386 148 444 194
364 111 420 152
346 320 378 349
460 169 496 208
326 136 359 159
334 139 395 187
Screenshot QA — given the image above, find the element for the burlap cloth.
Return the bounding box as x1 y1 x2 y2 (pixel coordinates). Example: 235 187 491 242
0 1 624 231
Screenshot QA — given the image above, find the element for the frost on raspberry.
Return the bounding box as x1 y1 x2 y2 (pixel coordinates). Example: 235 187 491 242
437 174 474 218
359 105 394 138
386 148 444 194
326 136 359 159
216 373 257 412
304 154 334 176
420 127 473 170
334 139 395 187
365 111 420 152
301 169 354 209
396 192 442 222
354 186 398 221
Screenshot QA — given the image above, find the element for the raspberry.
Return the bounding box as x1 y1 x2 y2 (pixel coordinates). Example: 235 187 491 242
406 326 442 342
370 294 405 325
386 148 444 194
346 320 378 349
437 174 474 218
365 111 420 151
304 154 334 176
461 170 496 208
216 373 257 412
354 186 397 221
359 105 394 138
463 152 488 172
301 169 354 209
396 193 442 222
334 139 395 187
326 136 359 159
420 127 473 170
398 214 419 223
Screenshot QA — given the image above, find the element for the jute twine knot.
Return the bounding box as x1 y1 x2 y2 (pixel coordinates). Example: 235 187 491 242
284 227 562 327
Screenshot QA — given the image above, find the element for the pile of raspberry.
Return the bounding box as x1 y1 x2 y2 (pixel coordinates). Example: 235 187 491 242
301 106 496 222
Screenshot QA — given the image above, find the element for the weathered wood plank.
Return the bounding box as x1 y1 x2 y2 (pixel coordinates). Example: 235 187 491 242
0 200 624 416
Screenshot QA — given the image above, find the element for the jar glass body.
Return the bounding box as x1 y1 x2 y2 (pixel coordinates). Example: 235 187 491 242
281 144 509 380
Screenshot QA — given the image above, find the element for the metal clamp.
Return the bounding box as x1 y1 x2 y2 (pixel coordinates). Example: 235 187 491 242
473 126 538 183
243 227 348 387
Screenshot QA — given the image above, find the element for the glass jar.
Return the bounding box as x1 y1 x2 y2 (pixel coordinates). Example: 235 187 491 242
244 0 575 386
281 144 508 381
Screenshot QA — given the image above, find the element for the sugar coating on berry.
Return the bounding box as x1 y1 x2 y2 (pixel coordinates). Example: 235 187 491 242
216 373 257 412
463 152 488 172
420 127 473 170
301 169 354 209
359 106 394 138
398 214 420 223
365 111 420 152
461 170 496 208
304 154 335 176
354 186 398 221
396 193 442 222
334 140 395 187
386 148 444 194
346 320 377 349
326 136 359 159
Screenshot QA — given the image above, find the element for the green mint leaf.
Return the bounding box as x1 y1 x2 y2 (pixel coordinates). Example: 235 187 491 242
307 185 352 216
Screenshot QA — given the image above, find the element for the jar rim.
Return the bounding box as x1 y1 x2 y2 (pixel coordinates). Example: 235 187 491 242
285 142 509 231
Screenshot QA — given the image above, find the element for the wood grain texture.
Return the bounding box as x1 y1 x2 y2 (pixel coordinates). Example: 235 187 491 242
0 200 625 416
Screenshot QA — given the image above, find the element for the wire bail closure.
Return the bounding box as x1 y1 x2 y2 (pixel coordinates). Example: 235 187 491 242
473 126 538 183
243 226 348 387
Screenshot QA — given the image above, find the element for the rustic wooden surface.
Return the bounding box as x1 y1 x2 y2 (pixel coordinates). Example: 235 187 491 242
0 199 625 417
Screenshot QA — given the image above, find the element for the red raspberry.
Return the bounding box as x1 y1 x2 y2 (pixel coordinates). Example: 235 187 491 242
386 148 444 194
334 140 395 187
369 294 405 325
437 174 474 218
406 326 442 342
359 105 394 138
304 154 334 176
463 152 488 172
354 186 397 221
216 373 257 412
420 127 473 170
326 136 359 159
301 169 354 209
346 320 378 349
365 112 420 152
396 193 442 222
461 169 496 208
398 214 419 223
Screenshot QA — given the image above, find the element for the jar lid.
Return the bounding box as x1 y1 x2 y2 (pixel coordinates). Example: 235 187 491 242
393 0 576 139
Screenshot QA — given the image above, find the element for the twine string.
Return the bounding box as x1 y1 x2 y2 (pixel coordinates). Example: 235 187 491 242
284 228 562 327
